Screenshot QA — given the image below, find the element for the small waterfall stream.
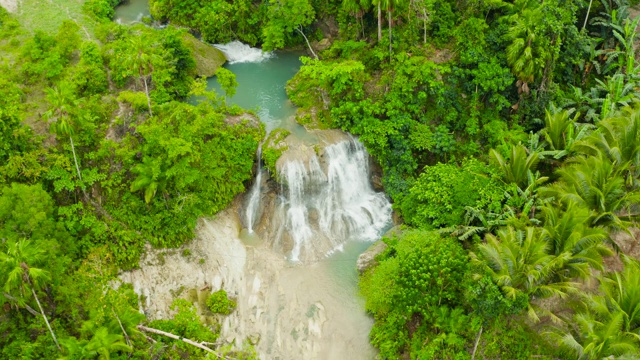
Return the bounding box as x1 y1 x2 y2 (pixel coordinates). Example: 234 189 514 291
244 146 263 233
275 138 392 262
213 41 274 64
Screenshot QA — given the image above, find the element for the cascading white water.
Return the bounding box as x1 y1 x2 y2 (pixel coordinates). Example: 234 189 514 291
276 138 392 262
244 147 263 233
214 41 274 64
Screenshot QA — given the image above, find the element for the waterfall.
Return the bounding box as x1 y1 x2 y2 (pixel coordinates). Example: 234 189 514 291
214 41 274 64
244 146 264 233
276 138 392 262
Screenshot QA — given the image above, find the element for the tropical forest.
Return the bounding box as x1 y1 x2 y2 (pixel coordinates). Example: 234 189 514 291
1 0 640 358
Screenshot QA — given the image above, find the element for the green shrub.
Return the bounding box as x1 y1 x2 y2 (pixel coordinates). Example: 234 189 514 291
361 230 470 358
206 290 236 315
83 0 120 22
262 128 290 175
400 158 504 228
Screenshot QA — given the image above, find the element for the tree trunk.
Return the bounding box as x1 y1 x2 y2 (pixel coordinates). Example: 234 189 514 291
582 0 593 31
296 26 318 60
471 326 483 360
3 292 39 316
423 9 428 44
377 3 382 41
31 287 61 351
143 75 153 117
69 136 89 200
137 325 227 359
388 9 393 62
113 309 132 347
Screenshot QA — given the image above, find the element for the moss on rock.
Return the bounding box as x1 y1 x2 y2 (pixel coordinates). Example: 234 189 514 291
182 32 226 77
262 128 290 175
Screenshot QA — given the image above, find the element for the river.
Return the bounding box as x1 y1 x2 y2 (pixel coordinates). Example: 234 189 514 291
115 3 387 359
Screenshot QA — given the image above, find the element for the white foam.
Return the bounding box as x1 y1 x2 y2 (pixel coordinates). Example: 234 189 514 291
214 41 274 64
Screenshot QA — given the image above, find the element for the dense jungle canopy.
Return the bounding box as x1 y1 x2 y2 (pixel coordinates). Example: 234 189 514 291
2 0 640 358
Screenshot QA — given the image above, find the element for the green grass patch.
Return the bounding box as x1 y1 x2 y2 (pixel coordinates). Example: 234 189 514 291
15 0 98 39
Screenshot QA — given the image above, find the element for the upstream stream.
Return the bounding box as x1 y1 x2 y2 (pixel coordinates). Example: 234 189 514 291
116 4 391 359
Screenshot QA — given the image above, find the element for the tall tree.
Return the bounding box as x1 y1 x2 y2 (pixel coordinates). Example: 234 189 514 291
504 0 547 93
122 35 160 116
0 239 61 350
262 0 317 58
215 67 238 104
43 83 87 199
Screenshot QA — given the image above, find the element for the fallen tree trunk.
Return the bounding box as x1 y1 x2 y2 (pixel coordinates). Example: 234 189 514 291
137 325 228 359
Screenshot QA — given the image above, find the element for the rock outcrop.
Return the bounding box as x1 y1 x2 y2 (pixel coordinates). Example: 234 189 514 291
182 33 226 77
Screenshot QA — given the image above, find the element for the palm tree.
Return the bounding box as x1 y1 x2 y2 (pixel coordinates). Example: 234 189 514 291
598 257 640 333
490 144 544 190
122 35 159 116
130 156 168 204
43 84 85 189
593 73 638 119
548 257 640 358
342 0 370 39
472 226 577 322
542 154 640 231
61 326 132 359
540 108 592 160
580 106 640 188
0 239 61 350
372 0 383 41
504 0 546 93
539 203 611 279
551 310 639 359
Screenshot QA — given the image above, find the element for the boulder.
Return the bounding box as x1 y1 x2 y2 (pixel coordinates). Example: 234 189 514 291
182 33 226 77
356 241 387 275
356 225 404 274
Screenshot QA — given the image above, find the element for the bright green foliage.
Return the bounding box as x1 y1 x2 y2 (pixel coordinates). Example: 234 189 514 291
539 203 612 278
361 230 470 358
117 100 262 248
0 183 68 245
0 238 50 304
83 0 120 21
61 324 133 359
149 0 264 45
504 0 546 85
206 289 237 315
540 108 587 160
581 105 640 188
401 159 504 228
72 42 109 96
0 76 30 165
262 0 315 51
129 156 168 204
215 67 238 101
490 144 544 190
